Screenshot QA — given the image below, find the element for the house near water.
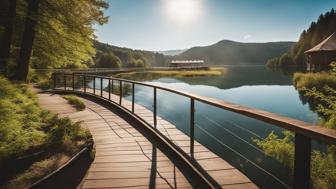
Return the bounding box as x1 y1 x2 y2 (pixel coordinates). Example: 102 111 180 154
305 32 336 71
170 60 209 69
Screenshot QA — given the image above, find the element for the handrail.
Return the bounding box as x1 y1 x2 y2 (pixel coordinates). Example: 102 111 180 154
52 72 335 189
76 73 336 145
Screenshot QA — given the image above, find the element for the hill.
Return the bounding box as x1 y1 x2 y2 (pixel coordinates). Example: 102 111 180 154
93 42 170 68
174 40 294 65
267 8 336 70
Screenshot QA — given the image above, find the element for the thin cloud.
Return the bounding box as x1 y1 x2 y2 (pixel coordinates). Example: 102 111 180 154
244 34 252 39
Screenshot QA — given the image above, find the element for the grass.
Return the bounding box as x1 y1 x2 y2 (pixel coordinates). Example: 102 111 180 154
293 72 336 91
114 67 226 79
0 76 91 188
62 95 86 111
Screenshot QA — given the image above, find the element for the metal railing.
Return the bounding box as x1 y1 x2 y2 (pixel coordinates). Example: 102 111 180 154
52 72 336 189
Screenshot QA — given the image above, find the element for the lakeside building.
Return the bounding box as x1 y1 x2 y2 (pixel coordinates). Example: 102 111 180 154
305 32 336 71
170 60 209 69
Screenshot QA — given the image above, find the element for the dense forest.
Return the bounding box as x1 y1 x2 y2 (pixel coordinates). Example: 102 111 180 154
267 9 336 71
93 41 170 68
174 40 294 65
0 0 108 81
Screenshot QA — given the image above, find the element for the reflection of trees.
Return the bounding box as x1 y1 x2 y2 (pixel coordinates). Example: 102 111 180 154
103 82 132 97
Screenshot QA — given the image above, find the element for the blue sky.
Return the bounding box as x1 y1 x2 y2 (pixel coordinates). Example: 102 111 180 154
95 0 335 51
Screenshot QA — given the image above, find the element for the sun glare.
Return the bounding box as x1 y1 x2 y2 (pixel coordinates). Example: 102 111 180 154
165 0 200 22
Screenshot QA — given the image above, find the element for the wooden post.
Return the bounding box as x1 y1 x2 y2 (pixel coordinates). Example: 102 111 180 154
132 83 135 113
119 80 122 105
153 87 157 128
108 79 111 100
190 98 195 158
294 133 311 189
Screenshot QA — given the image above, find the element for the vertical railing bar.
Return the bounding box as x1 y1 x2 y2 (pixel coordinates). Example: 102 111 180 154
153 87 157 128
132 83 135 113
64 74 66 90
72 72 75 91
108 79 111 100
190 98 195 158
93 76 95 95
119 80 122 105
84 74 86 93
53 73 56 90
293 133 311 189
111 79 114 94
100 77 103 97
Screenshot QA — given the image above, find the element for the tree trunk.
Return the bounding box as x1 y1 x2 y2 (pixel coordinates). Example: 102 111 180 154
0 0 16 73
13 0 40 81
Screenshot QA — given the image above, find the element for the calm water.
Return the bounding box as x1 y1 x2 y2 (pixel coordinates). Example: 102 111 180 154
97 67 318 188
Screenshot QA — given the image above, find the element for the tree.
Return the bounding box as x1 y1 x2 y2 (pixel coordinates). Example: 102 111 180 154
0 0 16 73
13 0 40 81
10 0 109 81
97 52 122 68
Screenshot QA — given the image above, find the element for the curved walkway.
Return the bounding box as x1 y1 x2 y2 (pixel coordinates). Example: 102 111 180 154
37 90 257 189
37 93 192 188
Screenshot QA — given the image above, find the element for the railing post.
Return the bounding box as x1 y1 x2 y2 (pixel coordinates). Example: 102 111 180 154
64 74 66 90
100 77 103 97
132 83 135 113
294 133 311 189
153 87 157 128
119 80 122 105
84 75 86 93
190 98 195 158
108 79 111 100
53 73 56 89
93 76 95 95
111 80 114 94
72 72 75 91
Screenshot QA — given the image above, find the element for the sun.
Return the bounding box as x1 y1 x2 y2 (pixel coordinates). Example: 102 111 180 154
165 0 200 22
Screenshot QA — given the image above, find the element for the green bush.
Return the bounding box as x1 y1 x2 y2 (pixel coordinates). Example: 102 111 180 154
0 77 89 163
255 132 336 189
63 95 86 110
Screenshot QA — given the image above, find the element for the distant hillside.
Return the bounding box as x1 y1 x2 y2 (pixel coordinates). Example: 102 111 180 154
267 8 336 70
158 49 187 56
93 42 170 68
174 40 294 65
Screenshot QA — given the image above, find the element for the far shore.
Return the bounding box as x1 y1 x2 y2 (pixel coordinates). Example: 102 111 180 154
113 67 226 79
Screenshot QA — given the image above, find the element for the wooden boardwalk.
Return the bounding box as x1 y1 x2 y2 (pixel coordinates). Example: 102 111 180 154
38 88 258 189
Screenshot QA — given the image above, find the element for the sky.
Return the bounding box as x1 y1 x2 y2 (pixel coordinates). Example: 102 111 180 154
95 0 335 51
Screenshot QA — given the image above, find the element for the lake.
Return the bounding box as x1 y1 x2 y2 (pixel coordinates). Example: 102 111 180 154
95 66 318 188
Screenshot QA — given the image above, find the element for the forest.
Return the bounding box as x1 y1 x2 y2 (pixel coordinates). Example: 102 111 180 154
0 0 108 81
266 9 336 71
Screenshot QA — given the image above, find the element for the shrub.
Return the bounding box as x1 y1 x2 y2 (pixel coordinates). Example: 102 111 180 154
63 95 86 110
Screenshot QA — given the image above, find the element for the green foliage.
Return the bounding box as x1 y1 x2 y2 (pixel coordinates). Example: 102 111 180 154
0 76 89 162
63 95 86 111
257 60 336 188
1 0 109 78
254 131 295 168
255 132 336 189
293 72 336 91
267 9 336 70
95 52 121 68
93 41 170 68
